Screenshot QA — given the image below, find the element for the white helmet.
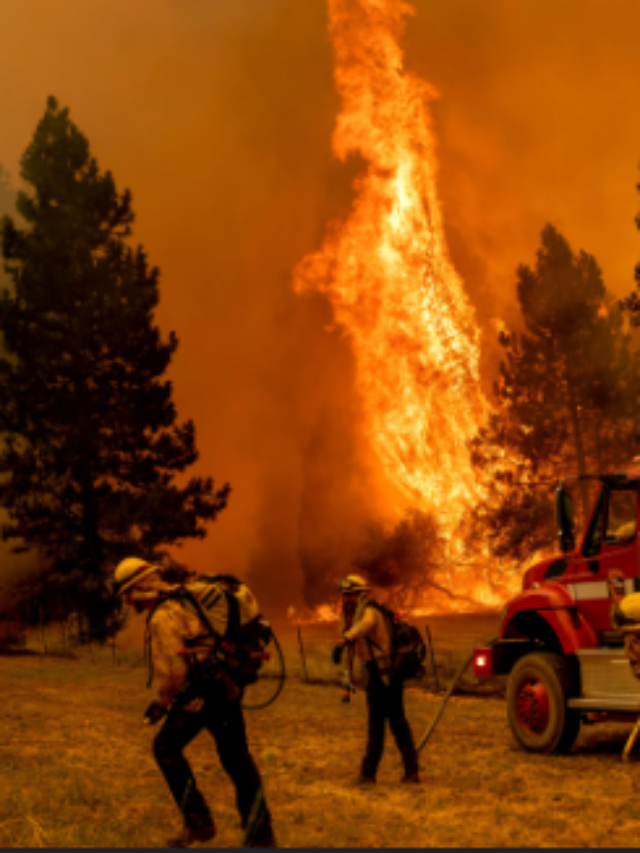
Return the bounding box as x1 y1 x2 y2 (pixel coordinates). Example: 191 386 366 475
114 557 161 596
338 574 370 594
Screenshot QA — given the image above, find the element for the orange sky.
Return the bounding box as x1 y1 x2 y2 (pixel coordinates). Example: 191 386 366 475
1 0 640 612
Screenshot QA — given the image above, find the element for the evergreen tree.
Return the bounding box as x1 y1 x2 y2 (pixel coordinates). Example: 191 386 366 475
472 224 637 563
0 166 15 293
619 183 640 324
0 97 230 636
0 166 14 218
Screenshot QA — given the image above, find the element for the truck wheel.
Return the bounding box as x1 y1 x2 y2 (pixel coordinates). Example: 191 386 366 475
506 652 580 754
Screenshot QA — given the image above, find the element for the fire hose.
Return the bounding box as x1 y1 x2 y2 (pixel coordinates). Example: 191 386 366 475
332 624 501 752
417 634 499 753
242 630 286 711
154 630 287 718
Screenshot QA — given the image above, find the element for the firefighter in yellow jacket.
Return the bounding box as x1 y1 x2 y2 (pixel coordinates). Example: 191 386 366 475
114 557 276 848
611 588 640 679
333 574 420 785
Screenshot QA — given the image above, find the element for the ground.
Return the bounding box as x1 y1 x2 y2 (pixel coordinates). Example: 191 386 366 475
2 617 640 847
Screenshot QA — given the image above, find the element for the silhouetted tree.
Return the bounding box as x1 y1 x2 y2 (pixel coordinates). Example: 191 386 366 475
0 166 13 215
619 183 640 324
351 508 480 608
0 97 230 638
0 166 15 296
472 224 638 563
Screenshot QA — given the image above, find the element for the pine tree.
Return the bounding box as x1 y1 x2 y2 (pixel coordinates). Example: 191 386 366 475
619 177 640 324
0 97 230 636
0 166 14 292
472 224 637 563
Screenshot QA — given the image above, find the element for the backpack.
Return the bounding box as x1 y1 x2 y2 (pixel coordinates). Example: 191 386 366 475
153 574 273 688
365 600 427 681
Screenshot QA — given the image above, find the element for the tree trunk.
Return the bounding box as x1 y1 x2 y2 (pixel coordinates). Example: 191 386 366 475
565 370 590 518
80 455 101 569
78 447 107 642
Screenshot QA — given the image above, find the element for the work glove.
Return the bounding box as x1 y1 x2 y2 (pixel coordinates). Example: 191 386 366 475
143 700 168 726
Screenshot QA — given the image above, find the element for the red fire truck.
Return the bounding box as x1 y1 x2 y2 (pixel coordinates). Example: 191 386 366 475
473 462 640 754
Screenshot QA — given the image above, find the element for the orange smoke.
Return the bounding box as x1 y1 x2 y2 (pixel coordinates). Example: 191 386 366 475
294 0 488 526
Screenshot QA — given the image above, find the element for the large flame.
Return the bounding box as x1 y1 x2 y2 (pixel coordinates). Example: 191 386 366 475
294 0 488 526
287 603 340 625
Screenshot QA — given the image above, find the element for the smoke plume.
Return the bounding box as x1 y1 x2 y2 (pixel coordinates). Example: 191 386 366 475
0 0 640 615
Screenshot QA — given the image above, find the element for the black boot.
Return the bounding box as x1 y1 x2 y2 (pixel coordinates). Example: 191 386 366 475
246 830 278 848
400 771 421 784
167 822 216 848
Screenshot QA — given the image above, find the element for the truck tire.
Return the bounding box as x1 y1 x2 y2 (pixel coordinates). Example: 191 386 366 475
506 652 580 754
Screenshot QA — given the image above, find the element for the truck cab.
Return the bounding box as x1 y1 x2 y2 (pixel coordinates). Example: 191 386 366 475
474 464 640 754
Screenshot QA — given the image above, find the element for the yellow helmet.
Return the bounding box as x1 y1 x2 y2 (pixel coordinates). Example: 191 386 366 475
338 574 370 594
114 557 161 596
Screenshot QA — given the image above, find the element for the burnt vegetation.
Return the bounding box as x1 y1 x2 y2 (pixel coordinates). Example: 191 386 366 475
351 509 481 609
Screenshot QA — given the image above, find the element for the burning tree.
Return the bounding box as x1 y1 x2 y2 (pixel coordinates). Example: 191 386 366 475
293 0 487 521
0 97 230 639
472 224 639 564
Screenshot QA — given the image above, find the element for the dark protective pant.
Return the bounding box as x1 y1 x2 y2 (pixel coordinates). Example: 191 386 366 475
361 665 419 780
153 692 274 846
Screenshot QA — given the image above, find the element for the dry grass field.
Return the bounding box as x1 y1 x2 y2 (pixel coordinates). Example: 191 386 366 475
2 614 640 848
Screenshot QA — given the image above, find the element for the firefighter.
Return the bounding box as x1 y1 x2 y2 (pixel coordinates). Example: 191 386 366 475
612 589 640 679
114 557 277 848
333 574 420 785
611 589 640 760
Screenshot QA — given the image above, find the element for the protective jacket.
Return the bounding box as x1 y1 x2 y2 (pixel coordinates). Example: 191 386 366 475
341 597 393 672
147 577 265 707
147 597 214 707
612 594 640 681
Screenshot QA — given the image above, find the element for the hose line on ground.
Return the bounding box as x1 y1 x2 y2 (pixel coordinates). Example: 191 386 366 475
242 631 287 711
417 634 499 754
423 623 439 693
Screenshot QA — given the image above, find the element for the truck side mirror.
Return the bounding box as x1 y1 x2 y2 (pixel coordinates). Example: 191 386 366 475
555 486 575 553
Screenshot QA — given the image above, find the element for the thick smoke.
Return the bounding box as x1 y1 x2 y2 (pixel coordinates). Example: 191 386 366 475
1 1 640 615
245 283 384 613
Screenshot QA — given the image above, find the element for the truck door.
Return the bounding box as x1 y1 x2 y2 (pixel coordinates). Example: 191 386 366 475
568 483 639 632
